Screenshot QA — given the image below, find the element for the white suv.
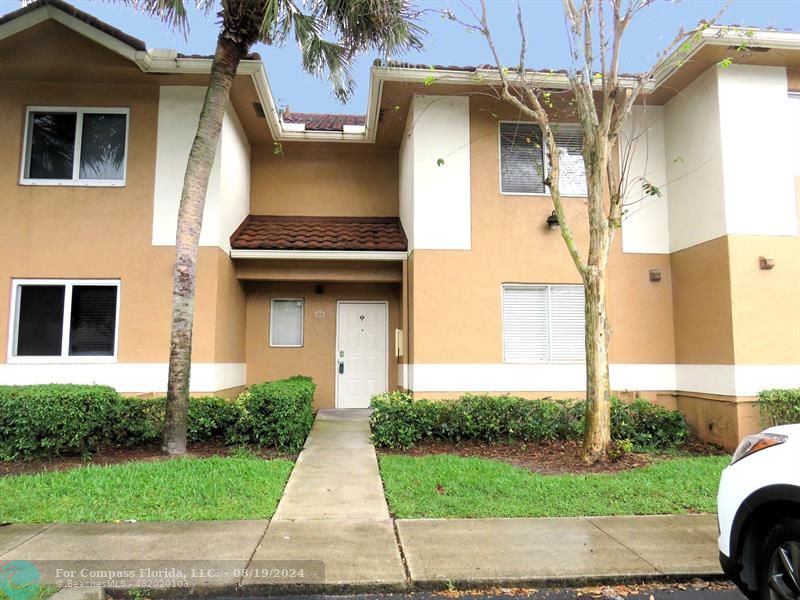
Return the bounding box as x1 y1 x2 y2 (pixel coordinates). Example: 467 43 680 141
718 424 800 600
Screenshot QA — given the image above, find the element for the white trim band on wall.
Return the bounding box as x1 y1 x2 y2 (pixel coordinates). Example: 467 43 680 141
406 363 800 397
0 363 246 393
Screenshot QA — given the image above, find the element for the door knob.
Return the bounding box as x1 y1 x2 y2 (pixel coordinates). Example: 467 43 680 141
338 361 345 374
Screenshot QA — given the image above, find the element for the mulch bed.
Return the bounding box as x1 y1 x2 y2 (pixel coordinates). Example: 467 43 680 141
379 436 727 474
0 443 289 477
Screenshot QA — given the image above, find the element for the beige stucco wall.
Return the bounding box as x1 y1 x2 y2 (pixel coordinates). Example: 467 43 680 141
670 234 800 366
249 143 399 216
675 393 760 449
0 39 245 373
670 236 735 365
244 281 401 409
727 235 800 365
406 96 676 366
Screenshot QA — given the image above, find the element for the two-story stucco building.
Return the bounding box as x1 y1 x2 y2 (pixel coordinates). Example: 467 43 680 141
1 0 798 447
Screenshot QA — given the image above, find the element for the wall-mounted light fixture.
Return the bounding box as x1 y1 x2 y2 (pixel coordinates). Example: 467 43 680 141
546 211 559 230
649 269 662 282
315 284 324 294
759 256 775 270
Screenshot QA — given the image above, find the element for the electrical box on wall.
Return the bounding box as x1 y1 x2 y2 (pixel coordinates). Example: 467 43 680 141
395 329 404 358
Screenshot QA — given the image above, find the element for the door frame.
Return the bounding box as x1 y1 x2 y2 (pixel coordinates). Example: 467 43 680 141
334 300 390 409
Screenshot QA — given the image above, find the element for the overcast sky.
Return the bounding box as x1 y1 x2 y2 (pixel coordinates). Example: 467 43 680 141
5 0 799 114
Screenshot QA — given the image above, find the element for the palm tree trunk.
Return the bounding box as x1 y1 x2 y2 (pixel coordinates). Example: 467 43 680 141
163 35 246 456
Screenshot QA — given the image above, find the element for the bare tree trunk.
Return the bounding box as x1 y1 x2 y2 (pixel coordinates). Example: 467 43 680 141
163 36 246 456
581 267 612 463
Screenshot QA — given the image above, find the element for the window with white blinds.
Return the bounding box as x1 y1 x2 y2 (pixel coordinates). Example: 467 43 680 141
502 284 586 362
11 279 120 360
499 122 587 196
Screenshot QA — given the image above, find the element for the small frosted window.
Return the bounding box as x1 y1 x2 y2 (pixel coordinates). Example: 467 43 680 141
270 299 304 347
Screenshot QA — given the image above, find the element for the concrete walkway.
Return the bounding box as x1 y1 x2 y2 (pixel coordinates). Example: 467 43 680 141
0 410 725 594
244 408 407 591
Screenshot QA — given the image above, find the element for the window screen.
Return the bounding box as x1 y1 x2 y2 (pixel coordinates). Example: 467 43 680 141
503 284 585 362
69 285 118 356
500 122 587 196
16 285 65 356
270 299 304 347
500 122 545 194
24 110 127 182
13 281 119 359
27 112 77 180
79 113 127 180
551 125 587 196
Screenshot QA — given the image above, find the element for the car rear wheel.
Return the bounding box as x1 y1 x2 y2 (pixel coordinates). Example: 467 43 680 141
760 519 800 600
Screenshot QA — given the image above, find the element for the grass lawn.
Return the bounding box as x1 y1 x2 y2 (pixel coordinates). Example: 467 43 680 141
0 457 294 523
379 454 729 518
0 585 59 600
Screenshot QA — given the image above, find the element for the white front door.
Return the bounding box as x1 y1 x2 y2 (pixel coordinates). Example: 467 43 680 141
336 302 388 408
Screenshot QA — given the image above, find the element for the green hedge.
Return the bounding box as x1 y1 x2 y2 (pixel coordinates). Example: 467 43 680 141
369 392 688 451
759 388 800 427
0 384 121 461
111 396 245 447
243 376 316 453
0 377 316 460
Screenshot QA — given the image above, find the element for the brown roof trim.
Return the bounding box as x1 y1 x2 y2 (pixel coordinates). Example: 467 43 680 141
373 59 644 80
0 0 147 51
230 215 408 252
240 215 401 224
177 52 262 61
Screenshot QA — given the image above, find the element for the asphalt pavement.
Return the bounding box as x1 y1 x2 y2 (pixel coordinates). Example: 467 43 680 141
176 581 746 600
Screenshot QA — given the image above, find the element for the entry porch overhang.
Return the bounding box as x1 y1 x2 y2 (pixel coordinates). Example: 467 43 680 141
230 215 407 282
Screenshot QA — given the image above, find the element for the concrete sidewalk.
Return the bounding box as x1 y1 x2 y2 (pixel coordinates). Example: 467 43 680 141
0 515 723 594
0 409 724 594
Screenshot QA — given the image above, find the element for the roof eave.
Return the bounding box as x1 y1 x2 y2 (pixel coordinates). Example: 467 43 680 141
0 2 144 63
230 249 408 261
0 1 376 144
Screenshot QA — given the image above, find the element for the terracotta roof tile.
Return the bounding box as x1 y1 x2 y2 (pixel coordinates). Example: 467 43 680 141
230 216 407 252
282 112 366 132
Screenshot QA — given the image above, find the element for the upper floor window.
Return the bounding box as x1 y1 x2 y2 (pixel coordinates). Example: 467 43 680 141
499 122 587 196
9 279 120 362
21 107 129 186
502 284 585 363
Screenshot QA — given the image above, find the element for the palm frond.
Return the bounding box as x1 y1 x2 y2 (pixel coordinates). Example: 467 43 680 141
125 0 189 33
319 0 425 56
260 0 423 102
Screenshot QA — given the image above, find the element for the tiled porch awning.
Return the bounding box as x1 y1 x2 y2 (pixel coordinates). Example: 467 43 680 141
230 215 408 252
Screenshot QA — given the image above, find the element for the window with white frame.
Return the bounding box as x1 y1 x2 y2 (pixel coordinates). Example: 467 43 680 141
499 122 587 196
502 284 585 362
270 299 304 347
21 108 129 185
10 280 120 359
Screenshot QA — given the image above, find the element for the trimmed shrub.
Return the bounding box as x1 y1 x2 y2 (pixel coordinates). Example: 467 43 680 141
188 396 243 443
244 376 316 452
609 398 689 450
110 396 244 447
0 377 316 460
369 392 688 451
758 388 800 427
0 384 121 460
111 397 164 447
369 391 427 448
